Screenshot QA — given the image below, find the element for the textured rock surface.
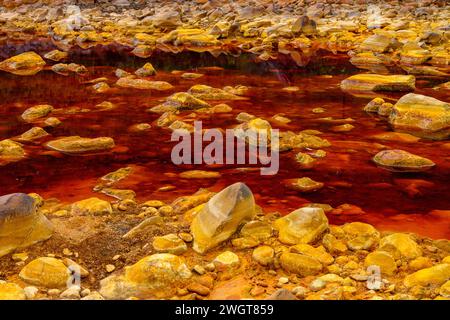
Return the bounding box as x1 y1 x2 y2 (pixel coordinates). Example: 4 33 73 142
0 52 45 76
191 182 255 254
46 136 115 154
389 93 450 140
373 149 435 172
19 257 70 288
274 207 328 245
0 193 53 258
341 74 415 91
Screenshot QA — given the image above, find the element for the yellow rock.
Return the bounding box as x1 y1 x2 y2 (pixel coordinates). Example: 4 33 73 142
44 50 68 62
0 282 25 300
191 183 255 254
240 221 272 241
372 149 435 172
409 257 433 271
364 251 397 275
135 63 156 77
342 222 380 251
274 207 328 245
116 77 173 90
280 252 322 276
161 92 211 110
19 257 70 288
443 256 450 264
21 105 53 123
364 97 385 112
71 197 112 216
290 244 334 265
152 234 187 255
46 136 115 154
0 193 53 258
341 74 415 91
379 233 422 260
125 253 191 286
440 280 450 298
389 93 450 140
188 84 242 100
404 264 450 288
0 51 45 76
322 233 348 254
252 246 274 266
0 139 25 159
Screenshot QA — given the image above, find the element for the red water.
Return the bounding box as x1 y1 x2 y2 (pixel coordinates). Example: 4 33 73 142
0 46 449 239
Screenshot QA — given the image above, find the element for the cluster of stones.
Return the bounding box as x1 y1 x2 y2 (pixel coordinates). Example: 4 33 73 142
0 183 449 300
0 0 448 68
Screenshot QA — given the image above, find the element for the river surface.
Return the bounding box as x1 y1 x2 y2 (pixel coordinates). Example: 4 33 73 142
0 45 449 239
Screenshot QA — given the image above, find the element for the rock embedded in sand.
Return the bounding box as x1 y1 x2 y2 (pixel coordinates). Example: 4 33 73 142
280 253 322 276
364 251 397 275
46 136 115 154
19 257 70 288
152 234 187 255
100 254 191 299
341 74 415 92
388 93 450 140
21 104 53 123
191 182 255 254
0 51 45 76
290 244 334 266
274 207 328 245
71 197 112 216
379 233 422 261
372 149 435 172
252 246 274 266
342 222 380 251
0 193 53 258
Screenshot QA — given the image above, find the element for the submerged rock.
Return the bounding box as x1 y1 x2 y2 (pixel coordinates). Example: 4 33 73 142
116 77 172 90
274 207 328 245
0 52 45 76
191 182 255 254
21 105 53 123
0 193 53 258
156 92 210 111
372 149 435 172
46 136 115 154
341 74 415 91
285 177 324 193
19 257 70 288
99 254 191 299
389 93 450 140
51 63 88 76
188 85 243 100
0 139 25 159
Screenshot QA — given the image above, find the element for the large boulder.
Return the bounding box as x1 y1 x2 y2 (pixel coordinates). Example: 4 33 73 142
191 182 255 254
389 93 450 140
341 74 415 91
273 207 328 245
0 193 53 258
0 52 45 76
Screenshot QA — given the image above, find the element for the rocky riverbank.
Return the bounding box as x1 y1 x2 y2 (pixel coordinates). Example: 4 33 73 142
0 183 449 300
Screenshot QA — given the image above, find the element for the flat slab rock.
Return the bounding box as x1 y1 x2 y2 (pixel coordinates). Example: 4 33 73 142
46 136 115 154
372 149 435 172
341 74 416 91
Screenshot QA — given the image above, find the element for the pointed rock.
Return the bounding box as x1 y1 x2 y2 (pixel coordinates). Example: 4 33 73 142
191 182 255 254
